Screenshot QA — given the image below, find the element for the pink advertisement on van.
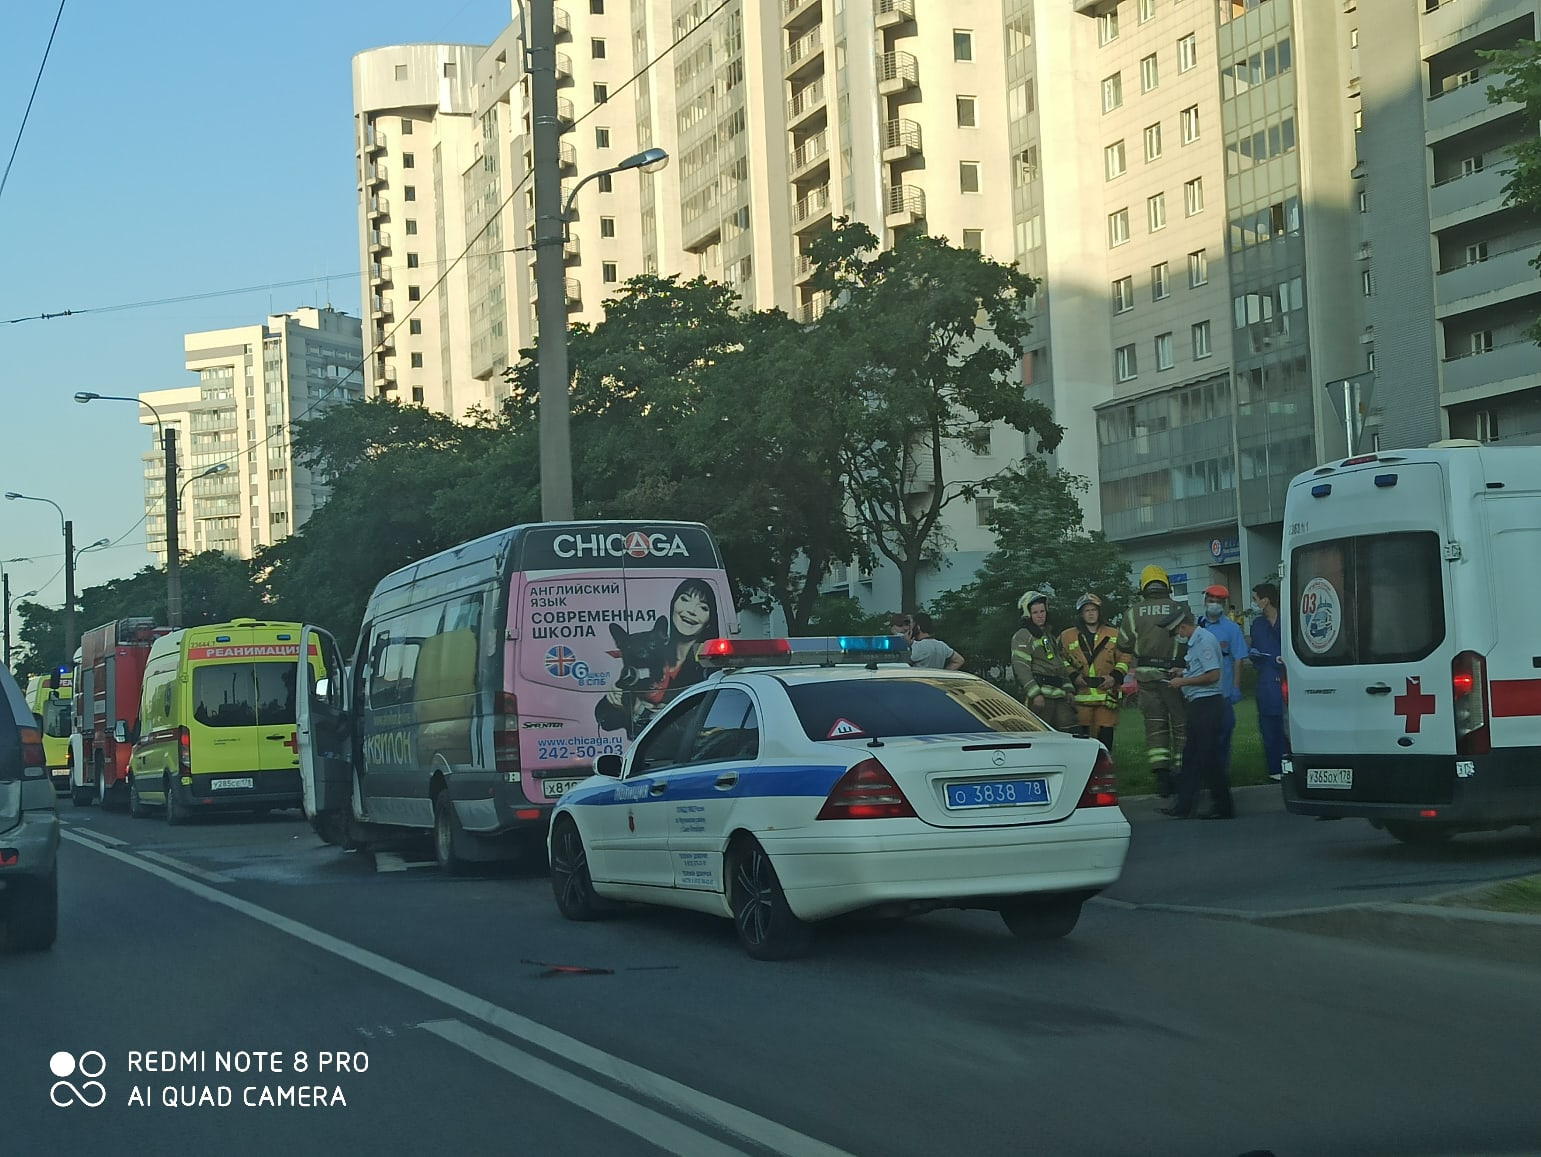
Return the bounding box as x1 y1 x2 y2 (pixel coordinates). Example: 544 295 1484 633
505 524 737 794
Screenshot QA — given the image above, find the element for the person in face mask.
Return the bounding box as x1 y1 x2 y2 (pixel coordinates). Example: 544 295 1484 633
1197 584 1249 778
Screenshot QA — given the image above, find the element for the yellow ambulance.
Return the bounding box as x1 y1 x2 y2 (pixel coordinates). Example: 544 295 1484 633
129 619 316 823
25 670 73 792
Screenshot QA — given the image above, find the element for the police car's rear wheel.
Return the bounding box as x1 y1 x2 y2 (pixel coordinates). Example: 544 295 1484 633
1383 820 1455 846
729 838 811 961
550 817 604 921
1000 896 1083 941
7 866 58 952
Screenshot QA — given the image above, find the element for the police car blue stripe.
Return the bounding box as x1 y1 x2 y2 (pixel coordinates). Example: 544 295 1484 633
565 763 849 807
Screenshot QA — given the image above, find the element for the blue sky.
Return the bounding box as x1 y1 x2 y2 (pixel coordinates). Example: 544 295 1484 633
0 0 510 606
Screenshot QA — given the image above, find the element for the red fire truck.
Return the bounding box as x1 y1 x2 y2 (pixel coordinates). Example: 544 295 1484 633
71 618 171 808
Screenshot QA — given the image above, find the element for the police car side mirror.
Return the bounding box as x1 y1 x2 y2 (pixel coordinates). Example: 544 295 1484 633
595 753 622 778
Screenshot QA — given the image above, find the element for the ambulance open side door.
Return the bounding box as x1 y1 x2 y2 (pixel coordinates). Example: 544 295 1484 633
296 625 356 846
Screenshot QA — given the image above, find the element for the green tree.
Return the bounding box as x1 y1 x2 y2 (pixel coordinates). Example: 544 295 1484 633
1482 39 1541 340
929 459 1134 676
805 221 1061 613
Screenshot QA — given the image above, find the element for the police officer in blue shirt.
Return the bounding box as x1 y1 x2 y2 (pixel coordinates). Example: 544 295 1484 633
1198 584 1249 776
1159 606 1235 820
1248 582 1286 782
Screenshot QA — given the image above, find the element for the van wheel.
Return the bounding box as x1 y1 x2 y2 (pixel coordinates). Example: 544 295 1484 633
129 777 151 819
432 792 473 875
71 782 94 807
728 838 812 961
7 867 59 952
164 776 190 826
96 755 122 812
1384 821 1455 846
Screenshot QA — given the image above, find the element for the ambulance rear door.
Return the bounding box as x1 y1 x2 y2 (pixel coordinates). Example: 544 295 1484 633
1482 492 1541 753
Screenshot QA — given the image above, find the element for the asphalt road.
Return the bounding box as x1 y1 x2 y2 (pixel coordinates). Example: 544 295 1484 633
3 793 1538 1157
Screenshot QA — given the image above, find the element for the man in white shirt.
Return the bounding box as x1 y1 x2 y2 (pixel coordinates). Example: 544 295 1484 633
908 613 966 671
1158 606 1234 820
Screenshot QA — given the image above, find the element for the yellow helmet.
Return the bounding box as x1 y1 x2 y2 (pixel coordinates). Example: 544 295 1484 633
1018 590 1048 616
1140 564 1170 591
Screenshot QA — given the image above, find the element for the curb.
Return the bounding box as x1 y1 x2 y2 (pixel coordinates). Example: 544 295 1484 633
1251 901 1541 969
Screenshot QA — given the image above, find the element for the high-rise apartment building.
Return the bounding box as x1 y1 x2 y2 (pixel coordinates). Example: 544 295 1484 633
352 0 1541 610
139 308 364 564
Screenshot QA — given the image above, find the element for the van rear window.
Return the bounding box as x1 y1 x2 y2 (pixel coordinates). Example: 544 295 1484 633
193 662 297 727
1290 532 1445 667
783 676 1046 741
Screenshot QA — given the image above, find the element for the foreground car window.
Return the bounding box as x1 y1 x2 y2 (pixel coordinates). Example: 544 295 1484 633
0 714 21 780
785 676 1045 741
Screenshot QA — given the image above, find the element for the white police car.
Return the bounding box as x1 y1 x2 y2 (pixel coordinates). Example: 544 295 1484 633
548 636 1130 959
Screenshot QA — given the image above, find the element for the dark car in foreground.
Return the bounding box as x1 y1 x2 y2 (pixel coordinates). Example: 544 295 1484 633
1 665 60 951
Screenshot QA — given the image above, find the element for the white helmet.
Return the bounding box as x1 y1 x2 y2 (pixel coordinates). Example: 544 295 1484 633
1018 590 1048 616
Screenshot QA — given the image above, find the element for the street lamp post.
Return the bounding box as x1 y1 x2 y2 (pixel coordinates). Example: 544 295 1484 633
75 391 184 627
4 493 75 661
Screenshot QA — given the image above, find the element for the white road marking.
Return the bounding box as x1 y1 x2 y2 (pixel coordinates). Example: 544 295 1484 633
137 849 235 885
421 1019 748 1157
64 827 129 847
61 832 854 1157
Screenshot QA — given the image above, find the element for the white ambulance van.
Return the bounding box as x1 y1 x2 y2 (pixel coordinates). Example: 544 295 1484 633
1280 441 1541 844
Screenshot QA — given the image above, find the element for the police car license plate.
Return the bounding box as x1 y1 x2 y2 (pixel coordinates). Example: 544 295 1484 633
1306 768 1352 790
945 778 1049 809
211 777 254 791
543 779 582 798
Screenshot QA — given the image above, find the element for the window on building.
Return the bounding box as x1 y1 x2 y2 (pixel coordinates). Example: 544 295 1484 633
1184 177 1204 215
400 117 413 134
410 352 424 368
1461 155 1484 176
591 38 607 59
404 186 416 201
954 30 974 61
1465 241 1489 265
1361 269 1374 296
409 319 422 335
1113 276 1135 313
1099 10 1119 44
1108 208 1131 247
597 172 614 192
402 152 416 169
1188 248 1208 286
408 285 421 301
1192 320 1212 358
1367 349 1376 373
412 386 425 403
960 161 982 193
594 82 609 103
956 96 978 127
1139 0 1156 22
1144 122 1163 161
406 252 420 268
1116 344 1139 382
1105 140 1127 180
603 262 619 283
405 218 418 235
1470 330 1494 355
1148 192 1167 232
1181 105 1200 143
1102 72 1123 112
394 64 408 81
974 496 995 526
1152 261 1170 300
591 0 604 11
1178 33 1197 72
595 127 611 148
1358 189 1368 213
1156 332 1175 370
1141 54 1159 92
961 229 984 251
600 216 617 238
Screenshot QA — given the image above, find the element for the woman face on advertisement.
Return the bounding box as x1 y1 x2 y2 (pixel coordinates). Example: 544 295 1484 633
669 580 718 645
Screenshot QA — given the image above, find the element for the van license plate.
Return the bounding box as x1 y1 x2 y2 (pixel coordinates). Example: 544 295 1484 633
544 779 582 798
1306 768 1352 790
210 777 254 791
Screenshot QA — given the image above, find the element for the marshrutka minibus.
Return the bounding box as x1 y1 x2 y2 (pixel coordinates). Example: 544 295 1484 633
296 521 738 870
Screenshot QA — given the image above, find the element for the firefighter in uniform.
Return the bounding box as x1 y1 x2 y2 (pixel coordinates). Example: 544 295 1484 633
1061 593 1131 752
1011 590 1079 732
1118 565 1187 797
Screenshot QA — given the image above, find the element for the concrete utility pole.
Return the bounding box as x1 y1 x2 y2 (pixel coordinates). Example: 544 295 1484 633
165 427 183 628
530 0 574 522
63 520 76 660
2 571 9 669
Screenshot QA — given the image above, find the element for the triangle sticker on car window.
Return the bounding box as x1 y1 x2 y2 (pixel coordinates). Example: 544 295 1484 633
827 718 866 738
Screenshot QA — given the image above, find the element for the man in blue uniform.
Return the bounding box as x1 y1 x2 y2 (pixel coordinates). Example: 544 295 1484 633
1198 584 1249 776
1248 582 1286 781
1159 607 1234 820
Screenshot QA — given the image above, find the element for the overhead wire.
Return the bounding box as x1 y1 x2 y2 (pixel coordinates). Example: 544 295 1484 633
0 0 68 209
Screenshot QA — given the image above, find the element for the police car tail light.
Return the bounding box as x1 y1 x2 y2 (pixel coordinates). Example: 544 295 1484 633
18 724 46 772
699 638 794 667
1078 748 1119 809
177 726 192 772
816 758 916 820
1452 651 1490 757
493 691 521 773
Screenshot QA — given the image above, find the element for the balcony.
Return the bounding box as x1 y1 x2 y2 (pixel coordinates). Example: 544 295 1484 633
370 296 392 321
377 364 397 389
790 130 829 177
365 128 387 154
534 277 583 308
885 184 926 228
795 249 818 282
882 118 921 162
785 26 824 77
559 140 577 172
1442 339 1541 396
368 194 389 219
877 51 918 96
564 233 580 265
787 78 827 127
1434 243 1541 319
1073 0 1118 13
557 97 575 128
874 0 915 29
368 229 391 254
783 0 819 25
793 184 833 231
369 262 391 288
1426 75 1518 141
555 52 572 83
798 291 831 324
1429 165 1514 227
554 7 570 38
366 162 387 187
374 329 394 356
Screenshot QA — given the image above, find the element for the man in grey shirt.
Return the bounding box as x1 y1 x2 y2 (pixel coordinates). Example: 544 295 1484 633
908 613 966 671
1158 606 1234 819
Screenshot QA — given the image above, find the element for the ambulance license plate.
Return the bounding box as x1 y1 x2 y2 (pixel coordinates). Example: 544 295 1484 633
544 779 582 798
211 777 254 791
1306 768 1352 790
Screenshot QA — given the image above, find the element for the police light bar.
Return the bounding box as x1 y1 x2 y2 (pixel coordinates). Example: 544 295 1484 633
699 638 795 667
699 635 910 669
